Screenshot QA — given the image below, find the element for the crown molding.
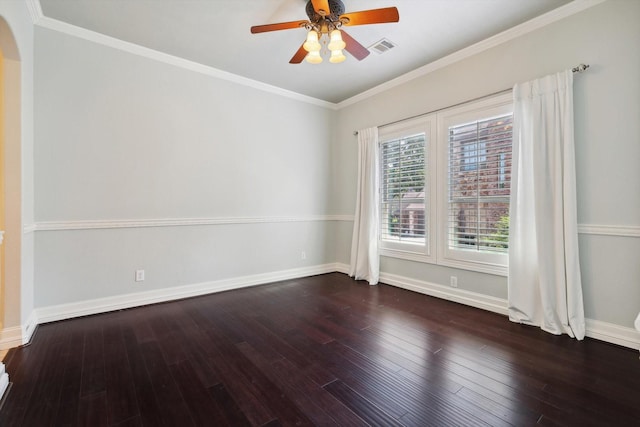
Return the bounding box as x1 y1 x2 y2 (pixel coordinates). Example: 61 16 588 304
24 0 43 24
31 9 335 110
28 1 605 110
337 0 607 109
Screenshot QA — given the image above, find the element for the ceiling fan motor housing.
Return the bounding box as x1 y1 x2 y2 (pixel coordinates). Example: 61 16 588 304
306 0 345 22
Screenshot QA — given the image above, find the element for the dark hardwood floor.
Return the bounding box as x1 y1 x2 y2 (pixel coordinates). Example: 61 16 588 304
1 272 639 426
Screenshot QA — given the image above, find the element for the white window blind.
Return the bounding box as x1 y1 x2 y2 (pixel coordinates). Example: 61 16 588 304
447 113 512 254
380 134 426 245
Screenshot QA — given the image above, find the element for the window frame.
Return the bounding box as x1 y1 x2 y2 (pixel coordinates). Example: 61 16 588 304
376 93 513 276
436 93 513 276
378 115 437 263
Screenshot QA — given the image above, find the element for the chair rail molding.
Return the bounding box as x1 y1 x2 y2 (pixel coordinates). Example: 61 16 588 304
30 215 354 232
577 224 640 238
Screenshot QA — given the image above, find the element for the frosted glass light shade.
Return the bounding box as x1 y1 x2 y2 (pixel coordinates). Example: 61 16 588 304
303 31 321 52
327 30 346 51
329 49 346 63
306 50 323 64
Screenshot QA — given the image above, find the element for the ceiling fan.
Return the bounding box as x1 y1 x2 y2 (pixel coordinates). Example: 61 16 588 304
250 0 399 64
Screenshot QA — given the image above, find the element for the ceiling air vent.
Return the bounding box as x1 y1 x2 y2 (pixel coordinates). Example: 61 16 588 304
369 38 396 55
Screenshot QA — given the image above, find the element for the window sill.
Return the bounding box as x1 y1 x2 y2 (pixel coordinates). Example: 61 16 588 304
380 247 434 264
380 248 508 277
437 257 507 276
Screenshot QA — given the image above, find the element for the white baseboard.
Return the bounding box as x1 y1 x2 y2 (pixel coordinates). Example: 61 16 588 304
586 318 640 351
0 311 38 351
379 270 510 316
338 263 640 351
2 262 637 353
35 263 340 324
0 363 8 402
0 325 25 350
22 310 38 345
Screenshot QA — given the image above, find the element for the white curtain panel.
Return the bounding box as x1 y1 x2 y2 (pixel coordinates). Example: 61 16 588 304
508 70 585 339
349 127 380 285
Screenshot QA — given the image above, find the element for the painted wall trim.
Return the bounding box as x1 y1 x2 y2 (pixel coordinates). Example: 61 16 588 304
3 263 638 352
25 0 43 23
0 325 23 350
0 363 8 403
577 224 640 238
336 0 606 108
585 318 640 351
379 269 509 316
26 0 604 110
34 263 341 325
29 215 354 232
26 1 335 110
0 310 38 350
335 262 640 351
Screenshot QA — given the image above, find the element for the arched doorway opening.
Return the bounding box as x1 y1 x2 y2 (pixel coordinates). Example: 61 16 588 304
0 15 21 398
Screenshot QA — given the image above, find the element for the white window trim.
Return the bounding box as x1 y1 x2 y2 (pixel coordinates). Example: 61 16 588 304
377 93 513 277
436 93 512 276
378 114 437 263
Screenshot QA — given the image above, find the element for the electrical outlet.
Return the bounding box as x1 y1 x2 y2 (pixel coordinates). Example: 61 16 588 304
450 276 458 288
301 251 306 260
135 270 145 282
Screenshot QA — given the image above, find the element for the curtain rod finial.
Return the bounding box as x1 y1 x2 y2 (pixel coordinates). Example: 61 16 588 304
572 64 589 73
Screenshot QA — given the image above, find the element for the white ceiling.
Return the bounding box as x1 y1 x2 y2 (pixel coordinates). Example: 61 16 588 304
38 0 572 104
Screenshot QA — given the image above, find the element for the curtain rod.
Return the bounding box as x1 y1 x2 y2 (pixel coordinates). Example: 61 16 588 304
353 63 590 136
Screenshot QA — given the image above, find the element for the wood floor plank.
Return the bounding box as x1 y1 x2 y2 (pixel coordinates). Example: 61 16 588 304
20 323 71 427
203 326 315 427
52 322 89 427
138 341 195 426
0 323 62 426
80 318 106 398
2 273 639 426
120 327 169 427
324 379 405 427
169 359 229 426
77 391 108 427
205 383 252 427
236 341 341 427
103 316 140 425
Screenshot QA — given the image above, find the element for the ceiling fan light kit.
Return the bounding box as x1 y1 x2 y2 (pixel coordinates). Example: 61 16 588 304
329 49 346 64
328 29 346 51
303 30 322 52
250 0 399 65
306 50 323 64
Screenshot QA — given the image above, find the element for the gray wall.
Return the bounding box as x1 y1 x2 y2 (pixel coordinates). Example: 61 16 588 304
332 0 640 328
34 27 337 307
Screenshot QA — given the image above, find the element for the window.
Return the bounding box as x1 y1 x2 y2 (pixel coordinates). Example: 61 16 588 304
379 116 436 261
377 93 512 275
381 136 425 242
438 94 513 274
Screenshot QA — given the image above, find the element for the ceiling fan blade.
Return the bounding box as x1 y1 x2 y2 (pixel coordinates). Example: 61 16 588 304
341 30 370 61
289 43 307 64
311 0 331 16
251 20 308 34
340 7 399 26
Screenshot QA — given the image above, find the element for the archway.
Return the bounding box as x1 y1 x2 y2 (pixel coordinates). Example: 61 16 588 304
0 15 21 399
